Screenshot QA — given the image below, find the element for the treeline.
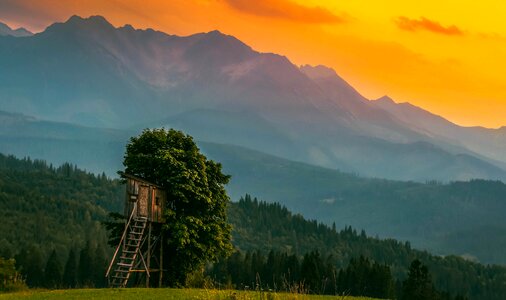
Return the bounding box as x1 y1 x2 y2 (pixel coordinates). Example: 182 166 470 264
208 251 395 298
228 195 506 300
7 239 108 289
207 251 466 300
0 154 123 272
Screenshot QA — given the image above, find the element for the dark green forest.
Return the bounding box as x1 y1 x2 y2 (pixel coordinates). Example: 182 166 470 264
0 154 123 289
203 141 506 265
1 154 506 299
218 196 505 299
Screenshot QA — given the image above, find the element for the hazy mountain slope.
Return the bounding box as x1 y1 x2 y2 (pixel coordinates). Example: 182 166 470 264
0 18 161 128
303 67 506 169
0 21 32 37
0 15 505 181
0 111 130 175
300 65 423 143
200 141 506 264
157 108 506 181
373 96 506 165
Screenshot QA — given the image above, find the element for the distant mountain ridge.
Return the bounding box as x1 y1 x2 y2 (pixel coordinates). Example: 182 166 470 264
0 21 32 37
373 96 506 165
0 15 505 182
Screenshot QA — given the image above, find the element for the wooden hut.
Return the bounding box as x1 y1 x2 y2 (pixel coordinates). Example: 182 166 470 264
124 174 166 223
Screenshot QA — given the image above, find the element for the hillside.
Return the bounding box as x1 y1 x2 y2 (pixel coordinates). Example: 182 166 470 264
1 115 506 264
0 110 129 175
0 15 505 181
373 96 506 166
201 142 506 265
1 155 506 299
227 196 506 300
0 154 123 279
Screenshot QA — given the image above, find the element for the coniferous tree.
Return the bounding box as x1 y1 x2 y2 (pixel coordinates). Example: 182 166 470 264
17 245 44 287
44 250 62 289
78 241 95 287
402 259 437 300
226 251 244 286
284 254 300 284
93 243 108 288
62 248 78 288
301 251 323 294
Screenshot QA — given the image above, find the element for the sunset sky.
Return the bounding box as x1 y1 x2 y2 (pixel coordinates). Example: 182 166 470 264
1 0 505 128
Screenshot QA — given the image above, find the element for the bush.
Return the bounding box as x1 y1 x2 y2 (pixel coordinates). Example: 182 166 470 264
0 257 27 292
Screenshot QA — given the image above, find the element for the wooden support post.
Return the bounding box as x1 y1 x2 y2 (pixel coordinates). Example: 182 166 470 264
146 222 152 288
159 235 163 287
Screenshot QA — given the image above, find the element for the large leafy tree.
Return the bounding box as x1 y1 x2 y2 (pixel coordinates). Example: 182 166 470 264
122 128 232 285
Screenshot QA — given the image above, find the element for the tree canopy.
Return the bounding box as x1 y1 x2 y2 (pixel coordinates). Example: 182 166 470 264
122 128 233 285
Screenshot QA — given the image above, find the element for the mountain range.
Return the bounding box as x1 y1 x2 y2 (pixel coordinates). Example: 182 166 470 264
0 21 32 37
1 15 506 182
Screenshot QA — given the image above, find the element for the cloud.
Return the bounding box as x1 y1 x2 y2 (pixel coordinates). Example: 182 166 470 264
223 0 346 24
395 16 464 36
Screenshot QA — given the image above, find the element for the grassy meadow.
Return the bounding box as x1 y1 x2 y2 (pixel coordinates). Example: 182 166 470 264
0 288 382 300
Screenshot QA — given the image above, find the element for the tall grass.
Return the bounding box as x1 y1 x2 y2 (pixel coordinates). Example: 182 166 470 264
0 288 382 300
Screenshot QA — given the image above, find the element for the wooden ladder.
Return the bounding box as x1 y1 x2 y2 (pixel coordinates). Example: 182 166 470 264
109 216 148 288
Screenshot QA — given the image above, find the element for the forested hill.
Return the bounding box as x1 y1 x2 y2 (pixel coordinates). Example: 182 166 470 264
1 154 506 299
203 141 506 265
0 154 123 275
228 196 506 300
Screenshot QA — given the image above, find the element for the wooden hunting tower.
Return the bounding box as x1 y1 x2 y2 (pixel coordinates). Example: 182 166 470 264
124 174 166 223
106 174 166 288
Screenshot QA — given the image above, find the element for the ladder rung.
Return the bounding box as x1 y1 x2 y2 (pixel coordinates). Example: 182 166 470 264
125 244 139 248
122 250 137 254
118 262 133 267
120 256 135 261
114 270 129 274
113 275 129 279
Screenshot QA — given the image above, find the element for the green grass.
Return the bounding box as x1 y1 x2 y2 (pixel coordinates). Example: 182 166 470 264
0 288 382 300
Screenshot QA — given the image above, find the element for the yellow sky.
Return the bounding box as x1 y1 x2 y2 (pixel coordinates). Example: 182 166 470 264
1 0 505 128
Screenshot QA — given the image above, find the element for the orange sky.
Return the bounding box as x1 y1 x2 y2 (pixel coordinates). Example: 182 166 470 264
1 0 505 128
